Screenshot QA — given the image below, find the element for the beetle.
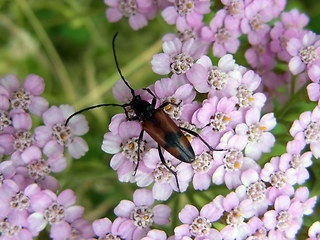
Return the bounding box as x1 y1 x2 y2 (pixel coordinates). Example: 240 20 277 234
66 33 215 192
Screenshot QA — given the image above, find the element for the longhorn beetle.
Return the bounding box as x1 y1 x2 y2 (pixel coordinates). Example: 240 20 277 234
66 33 217 192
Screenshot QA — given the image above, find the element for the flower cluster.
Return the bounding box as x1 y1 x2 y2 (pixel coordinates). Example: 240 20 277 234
100 0 320 239
0 74 91 239
1 0 320 239
92 189 171 239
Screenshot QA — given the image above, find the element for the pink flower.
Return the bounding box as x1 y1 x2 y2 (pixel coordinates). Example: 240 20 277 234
289 105 320 158
34 105 89 159
281 9 309 30
161 0 210 30
151 38 207 77
235 168 269 216
201 9 241 57
270 9 309 62
153 78 196 121
245 37 277 73
186 54 242 94
220 192 253 240
105 0 157 30
174 203 222 240
279 140 313 185
240 0 272 45
292 187 317 216
0 74 48 116
260 157 295 203
102 119 156 183
113 189 171 240
192 96 241 134
136 149 193 200
9 111 37 166
19 146 66 191
211 131 260 190
163 22 206 44
287 31 320 81
188 138 216 191
92 217 122 239
246 216 268 239
27 189 84 238
0 212 33 239
263 195 304 239
308 221 320 240
236 108 276 160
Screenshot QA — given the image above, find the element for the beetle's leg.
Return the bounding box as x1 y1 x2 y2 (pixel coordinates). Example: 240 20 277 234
179 127 226 152
143 87 182 109
157 144 181 193
142 88 157 107
133 129 144 175
143 87 156 98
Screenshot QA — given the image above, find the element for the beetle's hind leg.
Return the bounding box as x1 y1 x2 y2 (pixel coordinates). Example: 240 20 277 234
157 144 181 193
179 127 225 152
133 129 144 176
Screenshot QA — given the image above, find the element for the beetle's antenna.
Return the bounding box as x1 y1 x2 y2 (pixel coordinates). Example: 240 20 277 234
112 32 135 97
65 103 127 126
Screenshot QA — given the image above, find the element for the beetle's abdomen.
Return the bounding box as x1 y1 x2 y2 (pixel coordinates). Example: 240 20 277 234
142 108 195 163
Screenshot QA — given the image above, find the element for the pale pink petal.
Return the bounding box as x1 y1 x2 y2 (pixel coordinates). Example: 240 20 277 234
133 189 154 206
24 74 45 95
64 205 84 222
50 222 71 240
289 56 305 75
68 137 88 159
129 13 148 30
114 200 135 217
153 204 171 225
106 8 123 22
92 218 112 236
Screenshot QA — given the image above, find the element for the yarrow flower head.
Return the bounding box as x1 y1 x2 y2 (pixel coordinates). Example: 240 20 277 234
27 189 85 239
260 156 295 203
34 105 89 159
240 0 273 45
113 189 171 239
174 202 223 240
235 168 269 216
151 37 208 77
2 0 320 238
201 9 241 57
290 105 320 158
153 77 196 120
236 107 276 160
102 119 156 183
212 131 260 190
92 217 122 239
186 54 242 94
136 149 193 200
104 0 158 30
0 74 48 116
192 96 241 136
263 195 304 239
161 0 211 29
287 30 320 81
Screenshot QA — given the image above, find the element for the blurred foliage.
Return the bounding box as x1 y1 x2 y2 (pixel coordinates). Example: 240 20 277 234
0 0 320 239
